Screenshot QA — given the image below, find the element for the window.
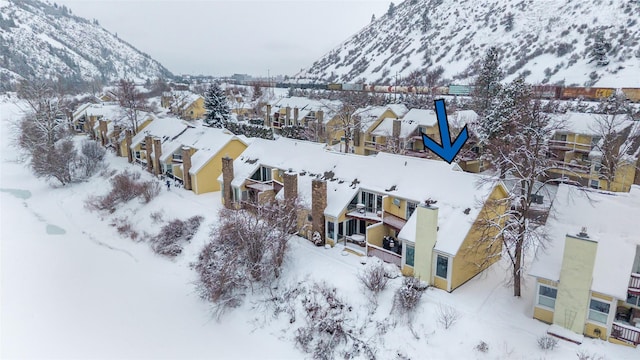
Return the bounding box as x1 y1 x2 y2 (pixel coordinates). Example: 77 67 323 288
405 245 415 267
250 166 272 182
626 292 640 307
590 179 600 189
560 134 567 142
326 221 335 240
588 298 610 324
436 255 448 278
164 163 172 175
537 284 557 309
361 191 382 213
406 201 417 219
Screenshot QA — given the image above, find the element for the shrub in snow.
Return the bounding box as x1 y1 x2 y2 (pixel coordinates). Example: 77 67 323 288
437 303 461 330
150 215 204 257
78 140 106 178
392 277 424 315
85 170 160 212
110 217 139 241
193 201 299 317
537 335 558 351
358 262 389 294
576 351 606 360
475 340 489 353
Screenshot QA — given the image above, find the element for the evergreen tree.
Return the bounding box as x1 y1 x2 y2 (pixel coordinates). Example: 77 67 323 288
371 14 376 23
589 33 610 66
204 83 230 128
387 2 395 16
472 46 504 119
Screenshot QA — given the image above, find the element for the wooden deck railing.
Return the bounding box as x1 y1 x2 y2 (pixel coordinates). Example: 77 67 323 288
629 273 640 292
612 322 640 346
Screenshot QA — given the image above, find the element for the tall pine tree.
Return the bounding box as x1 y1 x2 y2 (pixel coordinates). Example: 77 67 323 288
472 47 504 119
204 84 230 127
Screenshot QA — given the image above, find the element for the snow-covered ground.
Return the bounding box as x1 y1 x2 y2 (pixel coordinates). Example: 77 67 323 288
2 97 639 359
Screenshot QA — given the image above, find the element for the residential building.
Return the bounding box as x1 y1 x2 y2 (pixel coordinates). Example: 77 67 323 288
351 104 409 155
529 184 640 347
547 112 639 192
163 91 205 120
218 138 509 292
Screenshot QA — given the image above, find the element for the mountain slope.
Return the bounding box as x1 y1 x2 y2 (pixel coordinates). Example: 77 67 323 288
0 0 172 88
297 0 640 87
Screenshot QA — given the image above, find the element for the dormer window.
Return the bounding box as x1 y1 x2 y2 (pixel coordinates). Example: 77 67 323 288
250 166 272 182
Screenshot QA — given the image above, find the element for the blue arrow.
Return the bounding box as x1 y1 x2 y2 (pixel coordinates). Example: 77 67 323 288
421 99 469 164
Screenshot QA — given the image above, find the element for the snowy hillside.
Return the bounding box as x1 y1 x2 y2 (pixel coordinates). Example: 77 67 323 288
0 0 172 87
297 0 640 87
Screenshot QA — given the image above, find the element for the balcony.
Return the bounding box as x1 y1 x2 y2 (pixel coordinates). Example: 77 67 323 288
346 203 382 222
364 140 387 151
367 243 402 267
611 322 640 346
549 159 592 175
172 153 183 163
630 273 640 294
548 139 591 153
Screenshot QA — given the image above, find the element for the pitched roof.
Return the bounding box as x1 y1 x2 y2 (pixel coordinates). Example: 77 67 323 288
222 138 502 256
529 184 640 299
555 112 634 136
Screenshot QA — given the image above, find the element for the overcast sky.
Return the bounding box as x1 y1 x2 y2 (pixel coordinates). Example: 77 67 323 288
53 0 391 77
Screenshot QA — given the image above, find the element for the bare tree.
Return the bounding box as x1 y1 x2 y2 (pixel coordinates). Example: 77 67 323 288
115 79 148 134
324 91 374 153
475 77 560 297
30 139 77 185
590 114 639 191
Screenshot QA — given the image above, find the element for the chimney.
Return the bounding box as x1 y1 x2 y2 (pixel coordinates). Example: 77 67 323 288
99 119 108 146
222 156 234 208
265 104 272 127
414 204 438 284
353 116 361 147
294 107 299 125
311 178 327 246
317 110 325 137
113 126 122 156
552 229 598 335
125 129 133 163
153 137 162 176
285 106 291 126
392 118 401 139
145 135 154 173
283 170 298 209
182 146 192 191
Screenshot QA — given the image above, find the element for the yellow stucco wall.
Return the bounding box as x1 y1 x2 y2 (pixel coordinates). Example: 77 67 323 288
591 291 614 302
585 322 608 340
553 234 598 334
366 222 386 248
433 275 448 291
192 140 247 195
414 205 438 283
383 196 409 219
184 98 205 120
401 265 414 277
450 185 509 291
534 307 555 324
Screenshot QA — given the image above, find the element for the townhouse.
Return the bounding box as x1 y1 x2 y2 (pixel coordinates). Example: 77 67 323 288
218 138 509 292
529 184 640 347
350 104 409 155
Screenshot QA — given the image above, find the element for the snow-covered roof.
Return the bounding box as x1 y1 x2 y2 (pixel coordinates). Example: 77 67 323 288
171 91 202 110
355 104 409 131
270 96 342 124
402 109 438 127
555 112 634 136
222 137 502 256
370 109 439 138
75 103 125 122
529 184 640 299
130 116 190 150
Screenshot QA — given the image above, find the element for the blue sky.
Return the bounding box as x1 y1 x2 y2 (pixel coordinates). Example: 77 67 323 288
54 0 391 77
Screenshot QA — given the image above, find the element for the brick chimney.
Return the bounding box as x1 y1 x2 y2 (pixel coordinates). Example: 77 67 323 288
145 135 154 173
282 170 298 210
153 137 162 176
317 110 324 136
293 107 299 125
392 119 402 151
353 116 361 147
99 119 108 146
182 146 192 191
222 156 234 208
265 104 272 127
311 178 327 246
125 129 133 163
285 106 291 126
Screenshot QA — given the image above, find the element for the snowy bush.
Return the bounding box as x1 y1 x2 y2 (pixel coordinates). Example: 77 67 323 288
576 351 606 360
110 217 139 241
537 335 558 350
475 340 489 353
358 262 389 295
78 140 106 178
437 303 461 329
392 277 424 315
193 201 299 317
150 215 204 257
85 170 160 212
